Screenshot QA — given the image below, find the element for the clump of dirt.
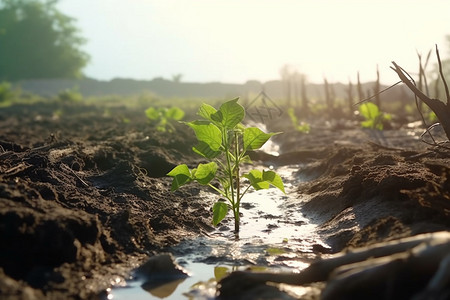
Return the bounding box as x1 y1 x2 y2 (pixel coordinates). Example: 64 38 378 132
0 101 212 299
279 141 450 251
1 100 450 299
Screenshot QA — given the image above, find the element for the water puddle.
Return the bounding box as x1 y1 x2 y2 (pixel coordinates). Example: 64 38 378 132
107 162 330 300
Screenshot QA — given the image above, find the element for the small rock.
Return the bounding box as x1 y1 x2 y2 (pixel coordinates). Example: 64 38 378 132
134 253 189 283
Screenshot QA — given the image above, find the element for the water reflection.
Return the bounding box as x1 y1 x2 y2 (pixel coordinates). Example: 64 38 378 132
109 163 329 300
110 264 271 300
142 278 186 298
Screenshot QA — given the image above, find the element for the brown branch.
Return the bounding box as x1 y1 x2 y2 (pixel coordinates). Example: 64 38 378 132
391 61 450 141
435 44 450 104
354 81 402 106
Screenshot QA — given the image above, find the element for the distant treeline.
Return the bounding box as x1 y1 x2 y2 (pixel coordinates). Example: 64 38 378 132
13 77 413 104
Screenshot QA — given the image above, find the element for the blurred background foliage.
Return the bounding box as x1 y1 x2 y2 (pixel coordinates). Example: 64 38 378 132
0 0 89 81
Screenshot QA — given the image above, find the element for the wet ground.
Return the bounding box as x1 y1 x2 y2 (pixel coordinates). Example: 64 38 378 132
1 100 450 299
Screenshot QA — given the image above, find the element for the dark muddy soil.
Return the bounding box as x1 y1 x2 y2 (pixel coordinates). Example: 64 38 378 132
1 101 450 299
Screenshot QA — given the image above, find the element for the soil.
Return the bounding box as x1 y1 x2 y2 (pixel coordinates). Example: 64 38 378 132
1 100 450 300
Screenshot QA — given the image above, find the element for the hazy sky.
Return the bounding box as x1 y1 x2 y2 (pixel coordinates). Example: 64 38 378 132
57 0 450 84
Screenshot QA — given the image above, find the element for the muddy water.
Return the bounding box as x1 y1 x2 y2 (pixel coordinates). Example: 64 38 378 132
108 162 330 300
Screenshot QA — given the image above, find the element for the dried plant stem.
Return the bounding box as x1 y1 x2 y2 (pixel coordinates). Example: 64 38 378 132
391 55 450 141
436 45 450 104
354 81 402 106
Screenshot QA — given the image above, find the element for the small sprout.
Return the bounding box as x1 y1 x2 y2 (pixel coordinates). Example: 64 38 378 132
145 106 184 132
359 102 391 130
167 98 285 234
57 88 82 103
287 108 310 133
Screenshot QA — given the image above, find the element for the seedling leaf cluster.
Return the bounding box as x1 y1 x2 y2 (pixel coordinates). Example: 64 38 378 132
145 106 184 132
167 98 285 233
359 102 391 130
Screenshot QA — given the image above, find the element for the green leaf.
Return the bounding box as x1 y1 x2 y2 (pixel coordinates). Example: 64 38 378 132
262 170 286 193
187 120 222 151
243 127 278 150
193 162 217 185
214 266 230 281
156 125 166 132
165 107 185 120
295 122 310 133
192 141 222 158
211 98 245 129
197 103 218 122
287 108 298 124
243 169 285 193
166 164 192 191
212 202 228 226
145 107 160 120
243 169 270 190
359 102 380 120
361 119 375 129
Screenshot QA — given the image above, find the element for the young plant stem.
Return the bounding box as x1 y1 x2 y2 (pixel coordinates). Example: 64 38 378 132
223 129 238 232
234 131 240 233
207 183 226 197
167 99 286 236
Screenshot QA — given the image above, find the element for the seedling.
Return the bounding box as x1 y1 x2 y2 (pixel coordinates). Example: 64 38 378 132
167 98 285 234
145 106 185 132
57 87 82 103
0 81 13 103
358 102 391 130
287 108 310 133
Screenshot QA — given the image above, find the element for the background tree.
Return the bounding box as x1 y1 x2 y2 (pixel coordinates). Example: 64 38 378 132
0 0 89 81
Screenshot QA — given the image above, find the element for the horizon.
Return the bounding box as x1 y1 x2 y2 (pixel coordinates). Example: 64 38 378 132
58 0 450 85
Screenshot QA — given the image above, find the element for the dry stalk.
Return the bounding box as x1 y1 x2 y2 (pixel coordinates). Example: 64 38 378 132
391 45 450 147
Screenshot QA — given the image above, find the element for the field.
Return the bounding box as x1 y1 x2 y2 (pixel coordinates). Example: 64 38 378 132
1 94 450 299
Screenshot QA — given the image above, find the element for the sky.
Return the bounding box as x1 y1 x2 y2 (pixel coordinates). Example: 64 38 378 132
57 0 450 85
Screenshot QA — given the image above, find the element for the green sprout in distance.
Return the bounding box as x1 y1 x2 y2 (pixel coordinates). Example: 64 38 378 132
167 98 285 234
287 108 310 133
359 102 391 130
145 106 185 132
